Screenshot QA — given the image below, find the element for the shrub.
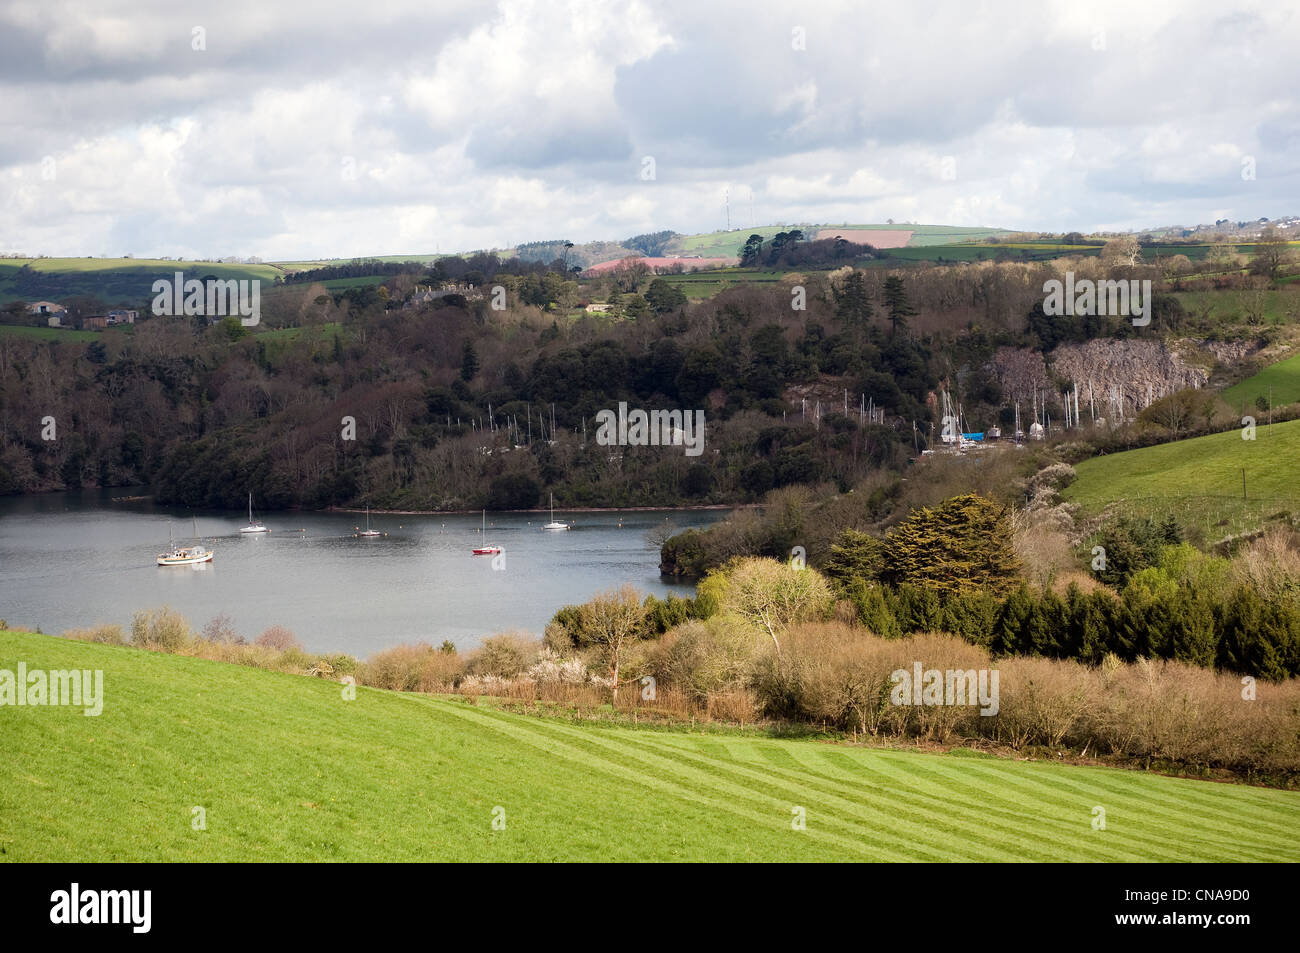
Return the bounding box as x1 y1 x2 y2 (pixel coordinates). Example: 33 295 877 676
63 623 126 645
647 617 764 702
255 625 302 652
466 632 536 678
131 607 191 652
201 613 244 644
705 689 759 723
361 643 464 692
698 557 835 650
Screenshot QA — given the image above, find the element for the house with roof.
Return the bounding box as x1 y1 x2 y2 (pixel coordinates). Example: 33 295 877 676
28 300 66 317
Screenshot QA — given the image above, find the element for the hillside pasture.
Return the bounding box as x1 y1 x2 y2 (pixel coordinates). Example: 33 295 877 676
3 631 1299 862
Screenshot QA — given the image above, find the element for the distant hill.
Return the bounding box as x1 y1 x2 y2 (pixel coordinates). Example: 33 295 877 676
0 224 1050 305
0 257 282 305
274 222 1019 272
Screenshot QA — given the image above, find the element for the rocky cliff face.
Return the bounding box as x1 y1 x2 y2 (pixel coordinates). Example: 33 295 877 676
1048 339 1209 421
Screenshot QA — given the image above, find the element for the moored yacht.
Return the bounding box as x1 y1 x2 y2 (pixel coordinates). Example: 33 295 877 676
240 492 269 534
542 492 570 530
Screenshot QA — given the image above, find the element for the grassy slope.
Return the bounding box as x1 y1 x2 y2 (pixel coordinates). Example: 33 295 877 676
1062 418 1300 536
675 224 1014 259
0 258 284 304
0 324 101 342
2 631 1297 862
1222 352 1300 409
1065 418 1300 505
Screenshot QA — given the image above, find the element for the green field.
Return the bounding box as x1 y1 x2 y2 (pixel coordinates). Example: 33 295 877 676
1174 288 1300 327
674 224 1016 259
275 255 442 273
3 630 1297 862
0 324 101 342
1223 352 1300 409
655 268 789 299
0 257 283 304
1063 418 1300 536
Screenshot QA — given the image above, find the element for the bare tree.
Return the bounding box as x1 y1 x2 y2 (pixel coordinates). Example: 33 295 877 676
1250 228 1293 282
578 585 647 704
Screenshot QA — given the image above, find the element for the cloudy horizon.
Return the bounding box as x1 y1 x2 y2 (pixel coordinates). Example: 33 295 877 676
1 0 1296 260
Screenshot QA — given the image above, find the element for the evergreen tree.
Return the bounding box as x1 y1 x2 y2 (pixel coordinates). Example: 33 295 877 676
882 275 916 336
823 529 887 590
882 494 1021 597
460 339 479 382
833 270 873 328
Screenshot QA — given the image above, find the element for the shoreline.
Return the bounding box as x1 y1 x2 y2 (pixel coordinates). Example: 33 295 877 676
325 503 752 516
20 488 755 517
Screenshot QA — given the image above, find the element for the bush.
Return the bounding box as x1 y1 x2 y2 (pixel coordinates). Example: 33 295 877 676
255 625 302 652
646 617 764 702
360 643 464 692
466 632 536 678
63 623 126 645
201 613 244 644
698 556 835 649
131 607 192 652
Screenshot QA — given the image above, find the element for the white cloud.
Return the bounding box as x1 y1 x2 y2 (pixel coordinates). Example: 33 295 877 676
0 0 1295 257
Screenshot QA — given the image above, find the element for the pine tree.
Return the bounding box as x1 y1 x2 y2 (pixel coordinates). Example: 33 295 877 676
882 494 1021 597
460 339 479 382
883 275 916 337
833 270 873 327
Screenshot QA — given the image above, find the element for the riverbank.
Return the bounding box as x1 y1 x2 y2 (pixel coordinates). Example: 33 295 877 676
326 503 753 516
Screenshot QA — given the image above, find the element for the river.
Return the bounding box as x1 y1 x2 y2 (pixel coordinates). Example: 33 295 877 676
0 490 728 656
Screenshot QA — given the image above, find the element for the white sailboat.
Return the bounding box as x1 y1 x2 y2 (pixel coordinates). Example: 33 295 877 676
240 492 269 534
358 505 381 538
472 508 500 554
158 518 212 566
542 492 570 531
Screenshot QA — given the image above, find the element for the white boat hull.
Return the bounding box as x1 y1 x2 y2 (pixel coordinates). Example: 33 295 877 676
157 550 213 566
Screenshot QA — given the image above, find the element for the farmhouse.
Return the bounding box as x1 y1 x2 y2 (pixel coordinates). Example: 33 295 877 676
28 300 65 316
106 309 137 325
405 284 481 308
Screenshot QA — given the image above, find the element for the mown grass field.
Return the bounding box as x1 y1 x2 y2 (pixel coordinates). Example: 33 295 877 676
2 631 1297 862
1063 418 1300 536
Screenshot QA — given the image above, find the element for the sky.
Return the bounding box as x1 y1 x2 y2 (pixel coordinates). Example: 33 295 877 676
1 0 1296 260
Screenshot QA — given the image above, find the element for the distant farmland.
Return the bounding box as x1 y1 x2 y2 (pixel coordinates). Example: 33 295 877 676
0 257 283 304
814 228 913 248
582 256 735 275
